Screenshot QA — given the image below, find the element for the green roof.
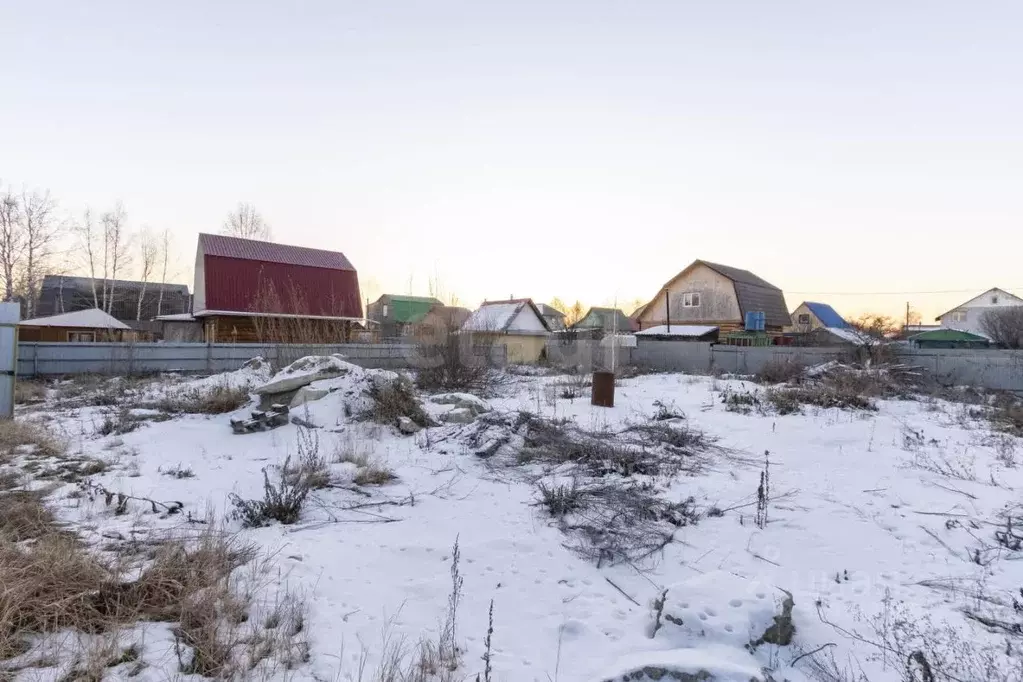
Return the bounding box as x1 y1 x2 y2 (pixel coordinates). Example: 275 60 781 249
908 329 989 342
388 296 440 323
573 307 633 332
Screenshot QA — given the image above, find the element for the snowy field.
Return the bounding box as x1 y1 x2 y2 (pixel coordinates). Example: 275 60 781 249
3 357 1023 682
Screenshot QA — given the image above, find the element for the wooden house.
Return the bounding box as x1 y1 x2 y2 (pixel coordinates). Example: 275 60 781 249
367 295 443 339
35 275 190 322
192 234 363 343
633 260 790 336
18 308 133 342
535 304 567 331
572 307 636 337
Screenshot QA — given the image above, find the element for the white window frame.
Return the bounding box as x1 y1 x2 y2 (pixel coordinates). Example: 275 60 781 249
951 310 967 323
67 331 96 343
682 292 701 308
382 304 389 317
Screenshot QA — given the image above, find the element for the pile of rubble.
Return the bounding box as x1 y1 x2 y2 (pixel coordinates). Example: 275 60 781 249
225 355 493 435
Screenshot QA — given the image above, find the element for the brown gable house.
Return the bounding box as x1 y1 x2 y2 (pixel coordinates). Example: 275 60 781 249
634 260 789 335
193 233 363 343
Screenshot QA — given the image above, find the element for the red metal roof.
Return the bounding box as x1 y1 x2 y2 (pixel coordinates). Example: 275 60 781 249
198 233 355 271
197 234 362 318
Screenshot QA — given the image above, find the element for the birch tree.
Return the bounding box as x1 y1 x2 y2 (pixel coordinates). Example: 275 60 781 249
20 190 62 317
75 208 103 309
156 228 171 316
100 203 131 314
0 186 21 302
222 203 272 241
135 227 159 320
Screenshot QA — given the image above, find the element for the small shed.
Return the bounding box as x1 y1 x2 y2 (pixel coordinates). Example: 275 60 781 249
18 309 133 342
909 329 990 349
461 298 551 363
155 313 204 343
790 301 848 331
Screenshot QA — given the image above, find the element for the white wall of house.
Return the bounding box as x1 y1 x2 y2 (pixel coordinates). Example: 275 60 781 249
193 242 206 313
939 288 1023 336
637 263 740 327
510 305 548 333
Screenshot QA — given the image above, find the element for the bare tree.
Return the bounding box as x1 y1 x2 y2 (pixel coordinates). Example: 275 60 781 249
20 189 62 317
156 228 171 316
566 300 585 327
222 203 272 241
850 313 900 339
548 297 568 314
981 307 1023 349
75 208 102 309
100 203 131 314
0 185 21 302
135 227 159 320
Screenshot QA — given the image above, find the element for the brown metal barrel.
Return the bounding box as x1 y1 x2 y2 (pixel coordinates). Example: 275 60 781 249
591 371 615 407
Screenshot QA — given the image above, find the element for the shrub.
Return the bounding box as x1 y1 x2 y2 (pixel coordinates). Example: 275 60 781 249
160 464 196 479
536 481 585 516
981 306 1023 349
366 376 432 428
769 385 875 412
415 315 500 394
764 388 802 415
721 388 762 414
97 408 145 437
230 457 311 527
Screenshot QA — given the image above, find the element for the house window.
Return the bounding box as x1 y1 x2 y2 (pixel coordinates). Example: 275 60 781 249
682 292 701 308
67 331 95 343
992 296 1000 304
797 314 811 325
951 310 967 323
382 304 389 317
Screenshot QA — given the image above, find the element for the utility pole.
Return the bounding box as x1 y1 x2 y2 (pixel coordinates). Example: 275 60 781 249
665 289 671 334
906 301 910 333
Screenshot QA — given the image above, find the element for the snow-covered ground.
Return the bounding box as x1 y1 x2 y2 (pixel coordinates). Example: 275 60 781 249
6 360 1023 681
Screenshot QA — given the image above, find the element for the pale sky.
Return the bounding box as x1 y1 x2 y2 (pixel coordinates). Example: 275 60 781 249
2 1 1021 321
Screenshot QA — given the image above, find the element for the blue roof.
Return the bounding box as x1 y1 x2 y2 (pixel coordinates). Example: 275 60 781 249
803 302 847 328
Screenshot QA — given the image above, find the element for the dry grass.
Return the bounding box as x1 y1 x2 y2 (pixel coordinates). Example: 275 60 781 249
332 437 396 486
13 381 47 405
0 509 259 666
991 401 1023 438
353 462 397 486
333 436 373 468
756 358 805 384
154 384 250 415
0 419 66 462
0 487 59 542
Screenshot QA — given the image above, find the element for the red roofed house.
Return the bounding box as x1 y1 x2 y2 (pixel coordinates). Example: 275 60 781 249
193 233 363 343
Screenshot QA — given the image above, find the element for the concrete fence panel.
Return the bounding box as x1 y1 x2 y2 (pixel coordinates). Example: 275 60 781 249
17 342 508 377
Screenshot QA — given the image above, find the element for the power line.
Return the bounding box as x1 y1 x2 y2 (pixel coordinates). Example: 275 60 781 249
785 286 1023 296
